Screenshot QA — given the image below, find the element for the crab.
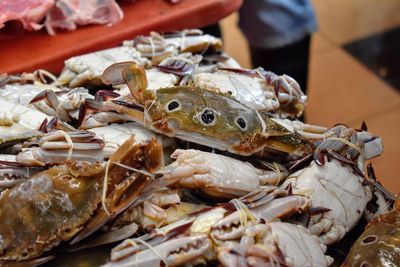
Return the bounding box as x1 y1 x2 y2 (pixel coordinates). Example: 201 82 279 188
283 159 373 245
54 46 150 88
343 194 400 267
159 149 289 199
0 79 98 123
67 188 201 252
0 135 163 265
156 29 222 54
113 53 199 97
281 125 384 244
0 160 106 264
79 61 313 157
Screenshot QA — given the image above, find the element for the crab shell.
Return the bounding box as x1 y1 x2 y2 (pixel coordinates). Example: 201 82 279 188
55 46 150 88
0 161 105 262
343 196 400 267
193 70 281 112
282 159 372 244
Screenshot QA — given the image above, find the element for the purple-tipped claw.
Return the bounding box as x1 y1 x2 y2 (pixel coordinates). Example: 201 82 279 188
102 61 136 85
29 90 49 104
95 90 120 102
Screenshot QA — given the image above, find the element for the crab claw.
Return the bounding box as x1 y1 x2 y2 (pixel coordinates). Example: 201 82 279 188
262 71 307 117
211 187 310 242
103 235 210 267
70 136 163 245
356 131 383 160
39 117 76 133
312 124 383 173
0 160 44 189
78 98 145 129
102 61 149 104
29 89 71 122
263 116 314 157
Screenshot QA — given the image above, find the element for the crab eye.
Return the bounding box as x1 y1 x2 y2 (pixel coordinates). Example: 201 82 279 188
361 235 377 245
166 100 181 112
235 116 247 130
200 108 216 125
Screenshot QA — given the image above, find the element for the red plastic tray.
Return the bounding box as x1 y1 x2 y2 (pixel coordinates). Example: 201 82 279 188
0 0 242 74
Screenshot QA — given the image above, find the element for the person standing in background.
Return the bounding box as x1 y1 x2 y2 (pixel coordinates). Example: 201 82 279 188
239 0 317 94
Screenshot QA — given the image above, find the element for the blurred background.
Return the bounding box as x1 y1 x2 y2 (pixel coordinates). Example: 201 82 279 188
220 0 400 193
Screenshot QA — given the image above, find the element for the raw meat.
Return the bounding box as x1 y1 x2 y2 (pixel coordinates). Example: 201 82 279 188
45 0 124 35
0 0 54 31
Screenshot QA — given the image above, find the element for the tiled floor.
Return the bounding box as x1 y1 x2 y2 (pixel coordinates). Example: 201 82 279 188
344 27 400 92
220 2 400 193
312 0 400 45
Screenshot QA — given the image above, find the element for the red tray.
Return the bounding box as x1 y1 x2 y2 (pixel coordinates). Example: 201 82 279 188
0 0 242 74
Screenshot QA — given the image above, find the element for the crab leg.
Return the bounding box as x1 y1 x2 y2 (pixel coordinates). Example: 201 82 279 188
29 89 70 122
271 118 329 140
16 130 105 166
0 255 55 267
103 235 210 267
79 98 145 129
68 222 139 252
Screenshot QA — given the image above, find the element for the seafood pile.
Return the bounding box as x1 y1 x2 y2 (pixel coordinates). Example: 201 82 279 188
0 29 396 267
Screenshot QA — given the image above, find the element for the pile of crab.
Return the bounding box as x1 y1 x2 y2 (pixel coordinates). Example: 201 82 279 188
0 29 396 267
